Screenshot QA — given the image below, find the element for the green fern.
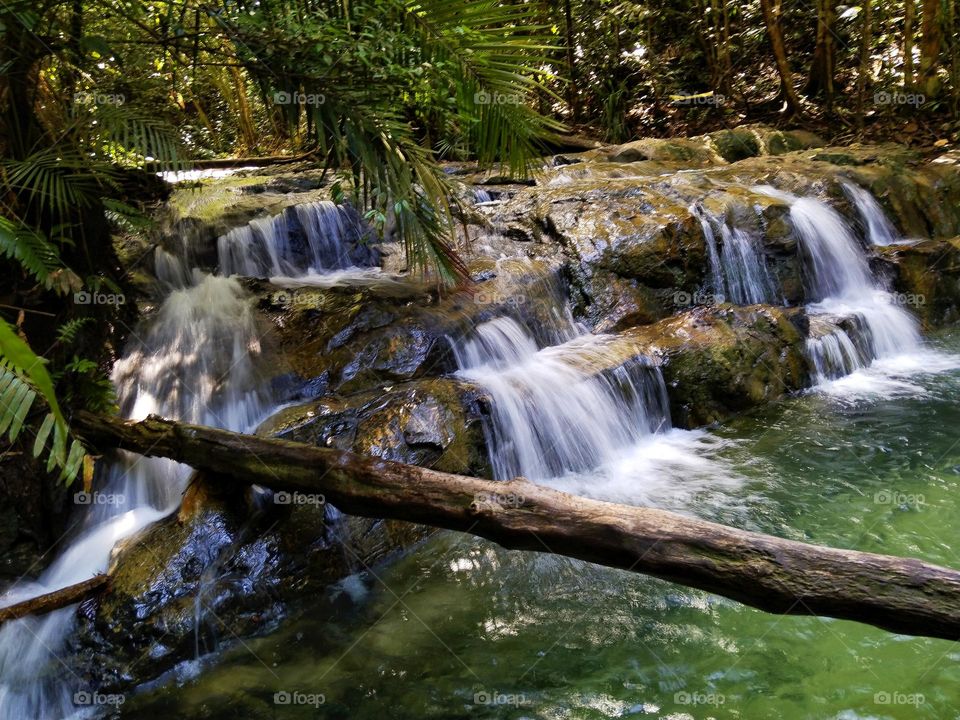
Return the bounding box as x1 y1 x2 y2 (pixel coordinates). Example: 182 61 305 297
0 320 89 484
1 146 103 222
103 198 154 231
0 216 63 288
85 105 185 170
55 317 95 346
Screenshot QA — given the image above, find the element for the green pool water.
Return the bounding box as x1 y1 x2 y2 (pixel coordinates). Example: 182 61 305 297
123 332 960 720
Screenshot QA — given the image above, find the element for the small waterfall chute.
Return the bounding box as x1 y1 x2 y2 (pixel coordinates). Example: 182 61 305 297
759 186 957 394
453 283 740 507
842 181 902 246
692 204 777 305
455 316 671 481
217 200 378 278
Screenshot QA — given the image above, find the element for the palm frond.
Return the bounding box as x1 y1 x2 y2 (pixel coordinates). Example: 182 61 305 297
1 146 102 223
75 104 185 170
103 198 155 232
0 215 65 289
401 0 565 172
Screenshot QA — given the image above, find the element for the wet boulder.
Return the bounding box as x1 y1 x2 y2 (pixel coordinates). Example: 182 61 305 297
621 305 810 427
876 237 960 327
68 374 489 692
258 377 490 477
69 477 430 691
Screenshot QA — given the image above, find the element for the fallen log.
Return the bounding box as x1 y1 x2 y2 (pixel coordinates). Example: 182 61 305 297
74 411 960 641
0 575 109 625
147 149 322 172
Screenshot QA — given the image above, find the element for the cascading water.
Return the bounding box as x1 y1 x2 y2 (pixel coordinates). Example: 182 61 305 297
758 186 957 391
789 195 920 378
842 181 902 246
0 263 272 718
693 204 777 305
455 316 670 481
217 200 378 278
472 188 494 204
453 278 737 506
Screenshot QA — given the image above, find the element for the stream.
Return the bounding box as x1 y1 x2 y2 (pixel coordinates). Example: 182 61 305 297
120 330 960 718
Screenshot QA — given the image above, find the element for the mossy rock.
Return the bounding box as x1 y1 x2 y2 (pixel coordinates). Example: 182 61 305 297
604 138 723 166
876 237 960 327
705 129 762 162
622 305 810 427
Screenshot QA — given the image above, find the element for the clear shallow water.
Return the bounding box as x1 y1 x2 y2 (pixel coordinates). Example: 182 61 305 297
120 330 960 720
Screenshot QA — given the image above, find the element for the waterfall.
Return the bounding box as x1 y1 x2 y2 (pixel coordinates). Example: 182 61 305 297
217 200 378 278
0 191 389 719
693 205 776 305
751 188 960 393
805 316 871 382
473 188 494 204
842 181 901 246
453 290 738 506
0 273 273 718
787 195 921 364
455 316 670 481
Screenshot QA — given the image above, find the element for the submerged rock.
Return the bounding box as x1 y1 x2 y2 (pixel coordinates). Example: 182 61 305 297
70 475 431 691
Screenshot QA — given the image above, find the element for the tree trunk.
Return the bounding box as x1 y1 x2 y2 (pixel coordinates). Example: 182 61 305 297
759 0 803 114
905 0 916 88
72 411 960 642
720 0 732 93
919 0 943 97
563 0 578 122
230 66 258 153
857 0 873 131
805 0 836 103
949 0 959 117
